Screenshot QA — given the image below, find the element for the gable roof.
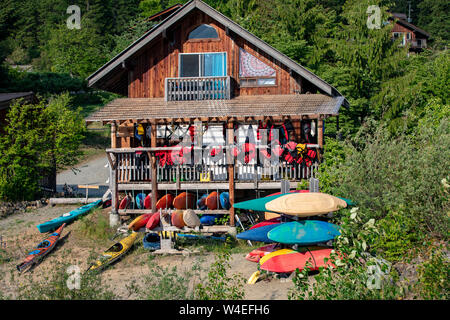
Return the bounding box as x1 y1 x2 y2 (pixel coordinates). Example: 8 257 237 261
87 0 348 106
389 13 431 38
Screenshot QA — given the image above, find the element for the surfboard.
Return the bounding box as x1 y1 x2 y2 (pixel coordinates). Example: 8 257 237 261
265 193 347 216
206 191 219 210
267 220 341 245
156 194 175 210
260 248 337 273
236 223 280 243
171 210 186 229
143 193 152 209
135 193 146 209
219 192 231 210
173 192 195 210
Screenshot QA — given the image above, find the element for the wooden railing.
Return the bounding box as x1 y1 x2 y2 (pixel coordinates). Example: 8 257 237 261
165 76 231 101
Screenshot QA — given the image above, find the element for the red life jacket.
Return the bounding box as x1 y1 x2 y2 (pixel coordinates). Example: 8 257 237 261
283 141 298 164
240 142 256 164
170 146 192 165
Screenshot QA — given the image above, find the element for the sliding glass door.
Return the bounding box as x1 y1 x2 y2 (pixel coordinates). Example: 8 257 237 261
180 52 226 77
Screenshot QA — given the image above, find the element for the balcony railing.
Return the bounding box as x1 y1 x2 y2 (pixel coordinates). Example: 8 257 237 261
165 76 231 101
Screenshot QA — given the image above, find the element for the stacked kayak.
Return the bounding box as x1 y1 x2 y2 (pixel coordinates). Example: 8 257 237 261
234 192 351 283
17 223 66 272
37 200 102 233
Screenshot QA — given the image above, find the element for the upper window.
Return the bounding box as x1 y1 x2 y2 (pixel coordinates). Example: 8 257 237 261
188 24 219 40
180 52 226 77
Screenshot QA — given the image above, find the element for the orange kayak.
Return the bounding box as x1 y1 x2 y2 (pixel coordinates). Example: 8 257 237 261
17 223 66 272
173 192 195 209
128 213 153 231
156 194 174 210
206 191 219 210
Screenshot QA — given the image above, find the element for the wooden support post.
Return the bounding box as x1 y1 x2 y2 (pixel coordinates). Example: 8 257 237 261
150 121 158 213
227 120 235 227
318 118 324 149
107 152 119 226
111 122 117 149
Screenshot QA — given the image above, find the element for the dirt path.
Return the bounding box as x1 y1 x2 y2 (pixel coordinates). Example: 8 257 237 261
0 205 294 300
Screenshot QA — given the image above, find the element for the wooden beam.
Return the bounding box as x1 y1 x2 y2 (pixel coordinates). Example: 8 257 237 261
227 120 235 227
111 121 117 149
150 121 158 212
318 118 324 148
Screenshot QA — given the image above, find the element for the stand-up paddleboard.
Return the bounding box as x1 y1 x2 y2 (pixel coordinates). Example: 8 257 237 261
143 193 152 209
136 193 146 209
200 215 217 225
249 217 281 230
260 248 337 273
236 223 280 243
119 196 130 210
145 212 160 230
206 191 219 210
268 220 341 245
265 192 347 216
173 192 195 210
171 210 186 229
183 209 201 227
37 200 102 233
128 213 152 231
197 194 208 210
219 192 231 210
245 243 279 263
156 194 175 210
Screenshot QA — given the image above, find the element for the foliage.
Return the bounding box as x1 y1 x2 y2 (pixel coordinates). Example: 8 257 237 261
14 262 116 300
76 209 116 241
0 93 85 201
415 244 450 300
195 251 245 300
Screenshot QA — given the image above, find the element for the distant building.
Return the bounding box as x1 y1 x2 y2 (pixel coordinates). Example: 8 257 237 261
390 13 430 52
0 92 36 132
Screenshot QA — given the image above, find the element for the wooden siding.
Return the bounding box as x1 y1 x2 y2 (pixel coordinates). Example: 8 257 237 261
127 9 301 98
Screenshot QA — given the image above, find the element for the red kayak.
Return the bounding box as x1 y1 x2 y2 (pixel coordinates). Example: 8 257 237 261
245 244 278 263
145 212 160 230
260 248 337 273
17 223 66 273
249 217 281 230
128 213 153 231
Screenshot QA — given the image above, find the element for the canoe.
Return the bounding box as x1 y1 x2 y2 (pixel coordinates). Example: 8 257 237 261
87 232 138 272
37 200 102 233
119 196 130 209
173 192 195 209
143 193 152 209
171 210 186 229
17 223 66 272
128 213 152 231
219 192 231 210
267 220 341 245
199 215 217 225
183 209 201 227
249 217 281 230
236 223 280 243
265 193 347 216
143 233 160 251
245 243 278 263
156 194 175 210
197 193 208 210
136 193 146 209
206 191 219 210
145 212 160 230
260 248 337 273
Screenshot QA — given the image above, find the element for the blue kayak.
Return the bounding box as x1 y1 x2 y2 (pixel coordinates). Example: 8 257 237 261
267 220 341 245
136 193 146 209
220 192 230 210
236 224 280 243
200 215 217 225
37 200 102 233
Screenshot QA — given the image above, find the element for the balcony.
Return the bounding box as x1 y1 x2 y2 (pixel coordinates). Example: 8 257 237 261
165 76 231 101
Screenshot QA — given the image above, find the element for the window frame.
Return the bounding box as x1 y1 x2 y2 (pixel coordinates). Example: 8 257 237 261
186 24 220 42
178 52 227 78
239 76 278 88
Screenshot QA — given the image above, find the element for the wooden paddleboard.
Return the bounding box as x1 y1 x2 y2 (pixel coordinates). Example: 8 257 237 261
171 210 186 229
183 209 201 227
206 191 219 210
265 192 347 216
156 194 175 210
260 248 337 273
267 220 341 245
173 192 195 210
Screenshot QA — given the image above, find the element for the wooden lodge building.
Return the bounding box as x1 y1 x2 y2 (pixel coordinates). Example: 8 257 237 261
390 13 430 53
86 0 348 227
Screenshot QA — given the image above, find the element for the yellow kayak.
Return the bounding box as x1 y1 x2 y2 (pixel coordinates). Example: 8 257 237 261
87 232 138 272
